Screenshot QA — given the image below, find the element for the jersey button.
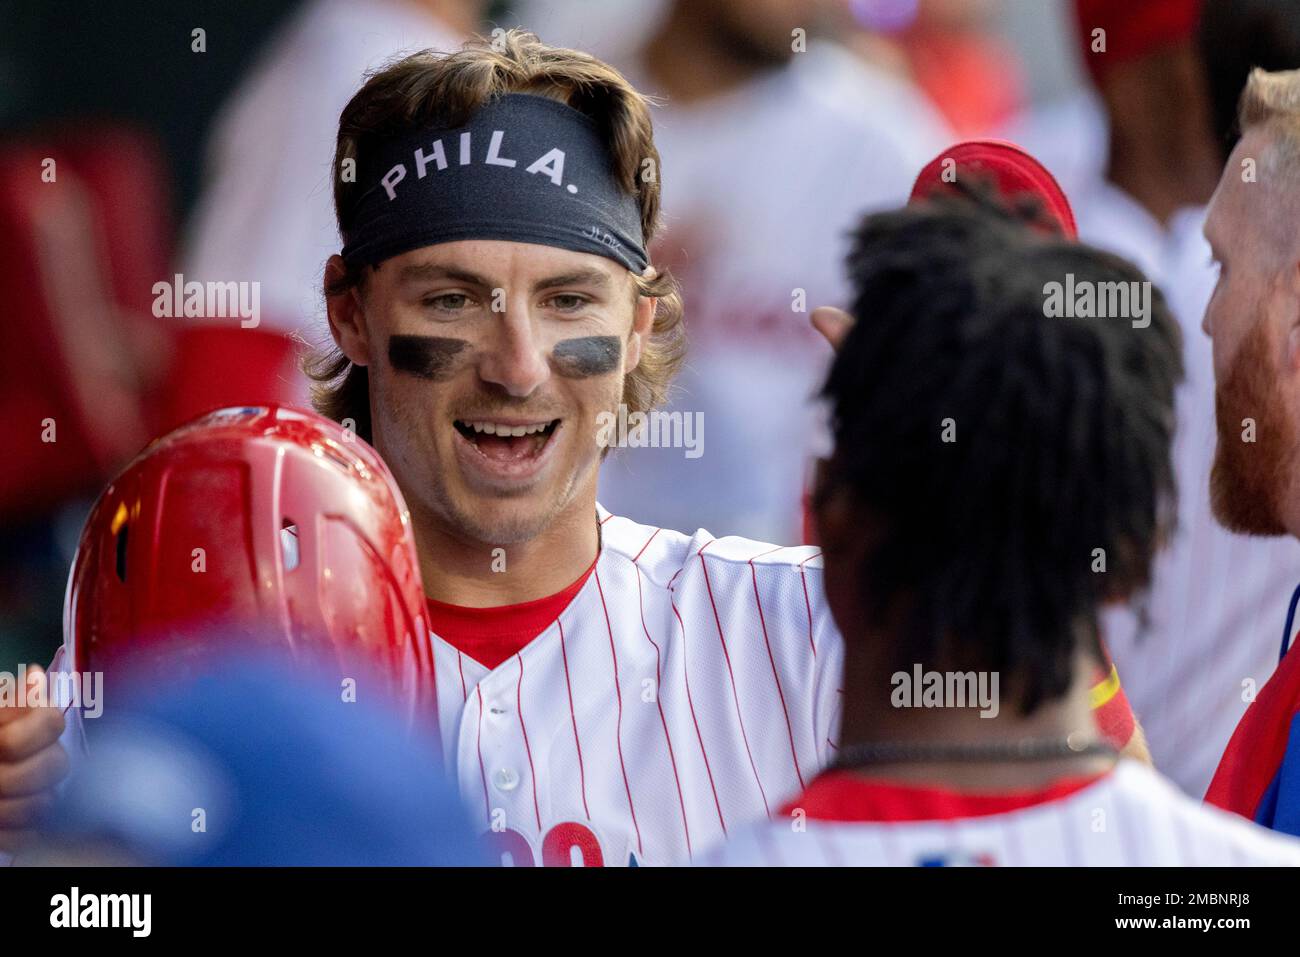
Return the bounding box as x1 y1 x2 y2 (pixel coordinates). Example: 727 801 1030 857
494 768 520 791
488 702 509 718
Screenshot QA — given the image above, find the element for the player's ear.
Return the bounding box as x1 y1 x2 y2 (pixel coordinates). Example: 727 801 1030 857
811 306 854 352
325 254 372 367
623 276 656 374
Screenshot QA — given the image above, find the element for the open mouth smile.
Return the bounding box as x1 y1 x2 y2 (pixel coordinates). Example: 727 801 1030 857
451 417 562 483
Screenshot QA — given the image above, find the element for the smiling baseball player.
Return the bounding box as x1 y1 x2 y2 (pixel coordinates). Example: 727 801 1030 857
1 31 1144 866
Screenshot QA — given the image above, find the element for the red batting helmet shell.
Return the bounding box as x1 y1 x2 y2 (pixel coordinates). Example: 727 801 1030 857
909 139 1078 239
62 405 436 734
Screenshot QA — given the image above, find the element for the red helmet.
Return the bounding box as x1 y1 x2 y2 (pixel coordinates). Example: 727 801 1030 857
62 405 436 736
909 139 1078 239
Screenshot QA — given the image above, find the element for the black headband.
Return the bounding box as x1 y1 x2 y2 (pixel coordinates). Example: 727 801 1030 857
340 93 649 274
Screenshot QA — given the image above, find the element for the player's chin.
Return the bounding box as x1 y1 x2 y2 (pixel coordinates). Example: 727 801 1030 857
446 490 564 545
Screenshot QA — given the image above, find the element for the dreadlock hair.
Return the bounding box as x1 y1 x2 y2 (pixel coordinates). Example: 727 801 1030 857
816 196 1183 714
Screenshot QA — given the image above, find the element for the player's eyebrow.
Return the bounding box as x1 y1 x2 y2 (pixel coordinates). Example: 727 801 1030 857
533 269 613 293
395 263 613 295
397 263 495 288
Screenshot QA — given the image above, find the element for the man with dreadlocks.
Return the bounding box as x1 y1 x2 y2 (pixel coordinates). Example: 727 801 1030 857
711 198 1300 866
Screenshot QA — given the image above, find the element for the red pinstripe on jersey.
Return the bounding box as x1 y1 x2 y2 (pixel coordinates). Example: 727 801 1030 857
632 528 661 563
698 540 771 816
799 553 821 658
594 566 643 856
668 571 728 835
515 653 542 832
556 618 590 820
749 546 807 791
474 685 490 820
631 529 693 858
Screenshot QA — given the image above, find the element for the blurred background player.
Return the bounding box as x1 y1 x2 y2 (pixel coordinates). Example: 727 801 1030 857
1202 67 1300 837
711 198 1300 866
847 0 1025 138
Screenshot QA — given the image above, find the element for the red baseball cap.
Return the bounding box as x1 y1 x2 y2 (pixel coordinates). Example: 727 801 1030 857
908 139 1078 239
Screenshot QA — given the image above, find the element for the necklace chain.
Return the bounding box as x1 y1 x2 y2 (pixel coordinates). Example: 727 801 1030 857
830 736 1118 771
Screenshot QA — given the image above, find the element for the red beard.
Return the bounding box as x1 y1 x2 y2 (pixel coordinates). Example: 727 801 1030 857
1210 319 1290 535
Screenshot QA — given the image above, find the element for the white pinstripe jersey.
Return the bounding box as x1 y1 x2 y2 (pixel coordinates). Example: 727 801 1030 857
428 506 843 866
705 761 1300 867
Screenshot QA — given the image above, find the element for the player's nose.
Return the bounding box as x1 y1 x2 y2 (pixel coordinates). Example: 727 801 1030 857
478 306 550 398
